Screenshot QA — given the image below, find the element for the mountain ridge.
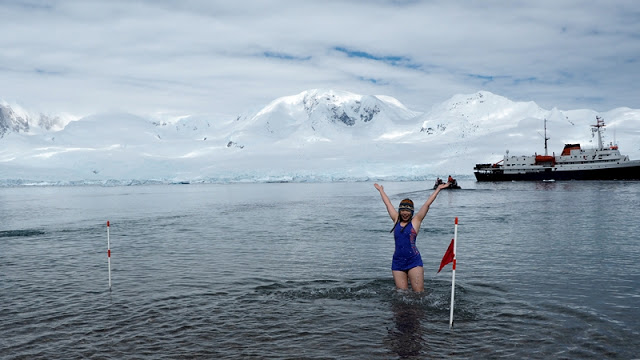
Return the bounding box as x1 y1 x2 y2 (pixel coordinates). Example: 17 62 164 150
1 90 638 184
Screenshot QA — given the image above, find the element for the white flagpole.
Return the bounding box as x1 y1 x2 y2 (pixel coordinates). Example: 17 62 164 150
107 220 112 291
449 217 458 328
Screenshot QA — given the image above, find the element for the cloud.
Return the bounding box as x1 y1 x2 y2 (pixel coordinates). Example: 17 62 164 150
0 0 639 117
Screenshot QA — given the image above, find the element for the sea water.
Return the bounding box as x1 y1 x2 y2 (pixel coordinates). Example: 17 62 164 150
1 181 639 359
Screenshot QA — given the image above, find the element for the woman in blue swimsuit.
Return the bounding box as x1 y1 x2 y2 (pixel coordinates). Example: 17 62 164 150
374 182 450 292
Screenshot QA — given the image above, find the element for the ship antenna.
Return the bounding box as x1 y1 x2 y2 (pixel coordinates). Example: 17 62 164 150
592 116 605 150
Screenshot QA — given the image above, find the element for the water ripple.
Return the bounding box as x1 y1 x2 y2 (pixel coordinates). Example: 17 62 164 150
2 182 640 359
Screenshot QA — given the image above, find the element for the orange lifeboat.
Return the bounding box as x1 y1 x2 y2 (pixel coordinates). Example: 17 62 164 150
535 155 555 166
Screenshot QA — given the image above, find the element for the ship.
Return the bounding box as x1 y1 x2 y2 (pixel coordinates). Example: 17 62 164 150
474 116 640 181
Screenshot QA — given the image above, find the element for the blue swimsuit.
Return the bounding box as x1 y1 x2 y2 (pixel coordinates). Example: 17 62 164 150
391 222 424 271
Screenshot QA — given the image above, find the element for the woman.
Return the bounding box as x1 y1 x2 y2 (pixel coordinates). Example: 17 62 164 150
374 182 450 292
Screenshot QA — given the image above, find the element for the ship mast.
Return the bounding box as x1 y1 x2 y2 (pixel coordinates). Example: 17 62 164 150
543 119 550 156
592 116 605 150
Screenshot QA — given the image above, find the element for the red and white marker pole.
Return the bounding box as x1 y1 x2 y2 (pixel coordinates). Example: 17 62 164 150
107 220 112 291
449 217 458 329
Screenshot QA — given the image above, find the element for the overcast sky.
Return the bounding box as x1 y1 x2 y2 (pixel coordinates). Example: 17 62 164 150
2 0 639 118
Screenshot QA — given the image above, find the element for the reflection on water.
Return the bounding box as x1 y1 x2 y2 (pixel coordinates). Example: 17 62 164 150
386 294 426 358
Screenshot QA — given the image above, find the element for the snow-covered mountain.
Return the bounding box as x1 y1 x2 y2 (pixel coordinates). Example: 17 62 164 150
228 89 420 147
0 101 75 137
1 89 639 185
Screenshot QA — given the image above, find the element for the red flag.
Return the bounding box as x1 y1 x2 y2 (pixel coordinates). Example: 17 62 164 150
438 239 455 273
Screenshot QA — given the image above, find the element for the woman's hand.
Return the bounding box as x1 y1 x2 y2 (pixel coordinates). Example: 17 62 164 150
374 183 384 192
438 182 451 190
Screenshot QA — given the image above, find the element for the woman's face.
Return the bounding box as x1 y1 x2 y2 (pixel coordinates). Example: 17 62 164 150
399 209 412 221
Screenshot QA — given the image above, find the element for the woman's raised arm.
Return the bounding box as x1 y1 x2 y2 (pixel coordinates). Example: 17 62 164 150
374 183 398 222
413 182 450 224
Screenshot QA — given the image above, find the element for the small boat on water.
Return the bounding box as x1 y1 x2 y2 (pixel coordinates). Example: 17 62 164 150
433 177 461 189
474 117 640 181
